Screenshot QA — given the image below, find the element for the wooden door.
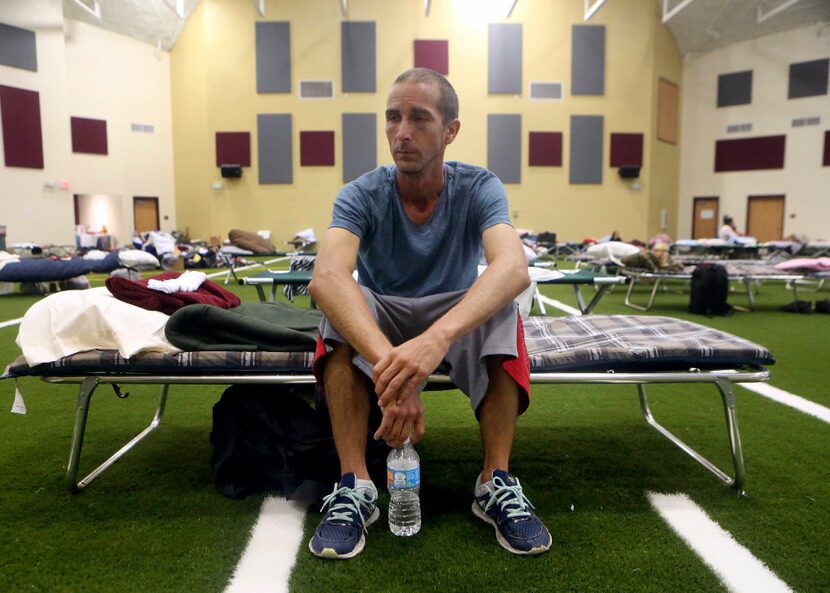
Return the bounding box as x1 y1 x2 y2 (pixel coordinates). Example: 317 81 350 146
133 197 159 233
692 197 719 239
746 195 785 242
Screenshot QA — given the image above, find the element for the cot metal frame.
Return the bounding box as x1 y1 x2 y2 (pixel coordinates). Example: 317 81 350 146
42 366 768 494
622 271 806 312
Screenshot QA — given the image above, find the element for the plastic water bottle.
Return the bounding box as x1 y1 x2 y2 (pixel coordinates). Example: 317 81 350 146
387 438 421 536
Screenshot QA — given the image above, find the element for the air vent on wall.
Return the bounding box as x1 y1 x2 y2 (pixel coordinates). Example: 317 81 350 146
805 116 821 126
529 82 563 101
130 123 155 133
726 123 752 133
300 80 334 99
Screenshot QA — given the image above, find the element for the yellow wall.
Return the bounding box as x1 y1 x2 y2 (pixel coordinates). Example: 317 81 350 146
171 0 682 245
647 2 682 241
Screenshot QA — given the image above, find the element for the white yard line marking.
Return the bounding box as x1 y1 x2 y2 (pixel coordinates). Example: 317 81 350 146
739 383 830 425
0 318 23 329
535 294 581 316
224 497 307 593
648 492 794 593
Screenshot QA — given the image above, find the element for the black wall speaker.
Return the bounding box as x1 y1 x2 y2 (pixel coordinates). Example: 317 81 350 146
618 165 641 179
220 164 242 178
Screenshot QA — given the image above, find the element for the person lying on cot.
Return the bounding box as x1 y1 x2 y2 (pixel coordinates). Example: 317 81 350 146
306 68 552 559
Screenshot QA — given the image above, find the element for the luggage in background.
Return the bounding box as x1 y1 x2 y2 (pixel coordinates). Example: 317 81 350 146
689 263 732 316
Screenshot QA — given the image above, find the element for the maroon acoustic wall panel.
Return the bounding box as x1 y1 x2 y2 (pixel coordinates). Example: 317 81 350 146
71 117 108 155
610 133 643 167
824 131 830 167
215 131 251 166
528 132 562 166
0 84 44 168
714 135 785 172
414 40 449 75
300 131 335 166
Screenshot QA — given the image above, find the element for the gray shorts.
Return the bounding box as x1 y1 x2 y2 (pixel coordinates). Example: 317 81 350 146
316 287 529 413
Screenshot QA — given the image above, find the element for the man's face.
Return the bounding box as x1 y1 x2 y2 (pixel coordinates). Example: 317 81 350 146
385 80 456 175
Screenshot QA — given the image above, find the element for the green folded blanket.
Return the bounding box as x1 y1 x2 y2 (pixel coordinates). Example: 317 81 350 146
165 302 322 352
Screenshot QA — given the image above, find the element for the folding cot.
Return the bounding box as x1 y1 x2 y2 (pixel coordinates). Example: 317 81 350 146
621 261 808 311
241 267 628 315
532 268 627 315
0 249 160 293
4 314 773 494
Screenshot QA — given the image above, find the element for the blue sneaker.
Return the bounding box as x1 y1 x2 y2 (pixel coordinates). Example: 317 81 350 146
472 470 552 555
308 473 379 559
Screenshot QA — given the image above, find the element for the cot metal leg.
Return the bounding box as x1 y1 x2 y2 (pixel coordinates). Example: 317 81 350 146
534 286 547 315
66 378 170 493
637 380 745 491
573 284 612 314
624 277 661 311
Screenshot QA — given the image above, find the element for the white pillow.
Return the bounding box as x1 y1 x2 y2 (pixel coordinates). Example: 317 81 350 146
118 249 161 268
586 241 640 261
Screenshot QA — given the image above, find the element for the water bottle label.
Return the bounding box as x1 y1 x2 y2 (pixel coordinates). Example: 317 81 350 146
387 466 420 490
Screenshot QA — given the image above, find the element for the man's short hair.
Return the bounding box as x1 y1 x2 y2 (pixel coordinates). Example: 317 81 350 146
393 68 459 124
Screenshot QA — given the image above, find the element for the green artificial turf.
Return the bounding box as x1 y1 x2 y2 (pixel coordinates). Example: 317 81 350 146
0 262 828 592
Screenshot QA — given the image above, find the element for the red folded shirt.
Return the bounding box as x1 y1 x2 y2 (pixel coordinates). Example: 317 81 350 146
105 271 241 315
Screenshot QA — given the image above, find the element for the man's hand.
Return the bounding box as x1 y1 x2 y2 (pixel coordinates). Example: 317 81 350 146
373 332 449 409
373 391 425 447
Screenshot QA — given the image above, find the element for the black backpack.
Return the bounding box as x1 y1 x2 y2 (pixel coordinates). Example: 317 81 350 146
689 263 732 316
210 383 388 501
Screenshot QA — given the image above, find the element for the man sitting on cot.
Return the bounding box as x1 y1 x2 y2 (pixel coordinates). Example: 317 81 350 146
307 68 552 559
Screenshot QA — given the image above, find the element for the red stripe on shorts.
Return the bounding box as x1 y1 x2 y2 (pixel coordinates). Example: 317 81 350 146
502 314 531 415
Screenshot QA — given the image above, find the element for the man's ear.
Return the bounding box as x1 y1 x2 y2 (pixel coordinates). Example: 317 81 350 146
444 119 460 145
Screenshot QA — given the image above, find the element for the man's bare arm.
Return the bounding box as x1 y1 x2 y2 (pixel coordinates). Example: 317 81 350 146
309 227 424 447
373 223 530 407
308 228 393 365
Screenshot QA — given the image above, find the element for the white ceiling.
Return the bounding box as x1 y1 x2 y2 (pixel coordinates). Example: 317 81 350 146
62 0 202 50
60 0 830 56
662 0 830 59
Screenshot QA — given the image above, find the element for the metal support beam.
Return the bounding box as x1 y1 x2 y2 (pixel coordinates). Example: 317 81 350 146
252 0 265 17
507 0 519 18
757 0 802 24
425 0 431 17
584 0 607 21
662 0 696 23
69 0 100 19
340 0 348 17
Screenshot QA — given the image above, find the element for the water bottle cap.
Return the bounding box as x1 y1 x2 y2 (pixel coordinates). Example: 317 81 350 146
403 437 411 445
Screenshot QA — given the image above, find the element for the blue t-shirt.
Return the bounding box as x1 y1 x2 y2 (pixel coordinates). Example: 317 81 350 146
330 161 512 297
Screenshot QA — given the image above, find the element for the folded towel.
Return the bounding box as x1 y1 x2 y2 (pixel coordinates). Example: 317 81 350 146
106 271 240 315
148 270 207 294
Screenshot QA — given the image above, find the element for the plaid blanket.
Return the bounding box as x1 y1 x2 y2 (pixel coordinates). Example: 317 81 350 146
3 315 773 378
525 315 773 372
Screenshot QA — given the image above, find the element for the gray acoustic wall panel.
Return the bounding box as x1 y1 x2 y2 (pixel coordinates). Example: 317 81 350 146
0 22 37 72
530 82 562 100
717 70 752 107
570 115 603 184
571 25 605 96
342 22 376 92
788 58 829 99
258 114 292 184
256 22 291 93
487 114 521 184
343 113 377 182
488 24 522 94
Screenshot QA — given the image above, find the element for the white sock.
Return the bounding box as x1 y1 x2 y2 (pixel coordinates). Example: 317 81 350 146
355 478 378 500
475 472 495 497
